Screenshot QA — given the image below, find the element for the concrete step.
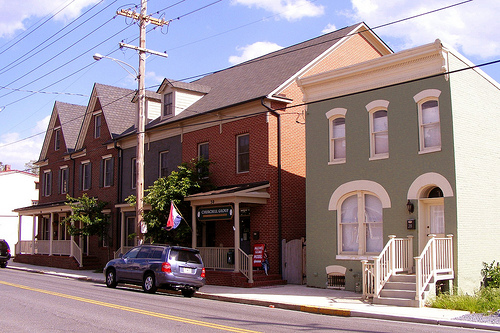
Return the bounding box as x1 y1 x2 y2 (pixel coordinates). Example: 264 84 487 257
384 281 416 290
379 288 416 299
373 296 419 307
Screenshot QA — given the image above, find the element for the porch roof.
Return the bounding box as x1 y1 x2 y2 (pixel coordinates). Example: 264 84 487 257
185 181 270 206
13 201 70 215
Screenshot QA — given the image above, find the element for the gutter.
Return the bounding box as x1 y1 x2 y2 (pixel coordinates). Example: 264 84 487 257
260 97 283 276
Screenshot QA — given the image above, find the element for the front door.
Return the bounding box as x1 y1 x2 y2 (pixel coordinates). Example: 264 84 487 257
240 217 251 255
419 198 445 251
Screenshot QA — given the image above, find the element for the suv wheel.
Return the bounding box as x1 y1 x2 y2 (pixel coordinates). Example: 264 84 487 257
143 273 157 293
105 269 117 288
181 289 195 298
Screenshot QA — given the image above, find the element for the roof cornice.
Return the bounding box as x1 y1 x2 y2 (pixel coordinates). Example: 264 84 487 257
298 39 447 102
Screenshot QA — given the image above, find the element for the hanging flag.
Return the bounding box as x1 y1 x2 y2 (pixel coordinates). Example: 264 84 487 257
166 202 182 230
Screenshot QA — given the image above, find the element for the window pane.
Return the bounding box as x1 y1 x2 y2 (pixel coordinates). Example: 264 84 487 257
342 224 359 252
341 195 358 223
374 132 388 154
423 123 441 148
238 135 249 172
430 205 445 234
422 101 439 124
332 118 345 138
373 110 387 132
366 222 383 252
365 194 382 222
333 138 346 159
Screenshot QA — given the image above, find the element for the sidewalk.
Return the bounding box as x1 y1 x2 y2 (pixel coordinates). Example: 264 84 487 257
5 261 500 331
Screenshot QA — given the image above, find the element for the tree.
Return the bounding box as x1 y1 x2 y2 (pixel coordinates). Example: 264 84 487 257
63 194 109 240
128 158 213 245
24 160 40 175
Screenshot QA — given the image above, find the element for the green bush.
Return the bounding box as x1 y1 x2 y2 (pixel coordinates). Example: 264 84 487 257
481 261 500 288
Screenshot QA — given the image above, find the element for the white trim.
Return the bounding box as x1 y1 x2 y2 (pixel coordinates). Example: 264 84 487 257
407 172 454 199
325 108 347 119
101 154 112 160
413 89 441 103
365 100 389 111
329 180 391 210
366 100 389 160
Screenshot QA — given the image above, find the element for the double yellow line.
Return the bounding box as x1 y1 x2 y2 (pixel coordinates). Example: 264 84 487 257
1 281 261 333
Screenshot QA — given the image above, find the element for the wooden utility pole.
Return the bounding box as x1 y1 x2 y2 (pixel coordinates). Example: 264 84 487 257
117 0 168 245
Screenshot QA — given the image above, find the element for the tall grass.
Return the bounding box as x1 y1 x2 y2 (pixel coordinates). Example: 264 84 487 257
430 287 500 313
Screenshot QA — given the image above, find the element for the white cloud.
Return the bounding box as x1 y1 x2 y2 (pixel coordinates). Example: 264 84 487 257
0 115 49 171
322 23 337 34
348 0 500 59
229 41 284 65
0 0 100 38
232 0 324 21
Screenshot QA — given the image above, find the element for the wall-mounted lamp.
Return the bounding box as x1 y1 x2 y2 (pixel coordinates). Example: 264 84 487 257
406 200 414 214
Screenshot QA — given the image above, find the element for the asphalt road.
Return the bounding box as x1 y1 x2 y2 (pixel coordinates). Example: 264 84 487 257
0 269 493 332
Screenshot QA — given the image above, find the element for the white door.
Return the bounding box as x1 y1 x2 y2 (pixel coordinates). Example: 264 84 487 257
419 198 445 251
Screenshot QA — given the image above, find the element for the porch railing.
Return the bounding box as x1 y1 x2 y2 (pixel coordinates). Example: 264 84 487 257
16 240 83 267
238 248 254 284
362 235 414 299
198 247 234 270
415 234 454 306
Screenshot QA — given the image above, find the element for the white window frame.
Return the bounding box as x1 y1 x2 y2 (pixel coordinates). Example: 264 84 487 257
94 114 102 139
54 127 61 151
163 92 173 117
82 161 91 191
414 89 442 154
337 191 383 257
43 170 52 197
198 142 209 160
59 166 69 194
237 134 249 173
325 108 347 164
159 151 169 178
103 156 113 187
366 100 389 160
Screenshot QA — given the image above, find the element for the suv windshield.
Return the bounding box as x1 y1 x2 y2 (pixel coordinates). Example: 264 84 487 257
169 249 202 264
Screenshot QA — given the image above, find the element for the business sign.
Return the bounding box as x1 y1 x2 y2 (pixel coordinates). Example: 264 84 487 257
197 205 233 221
253 243 265 267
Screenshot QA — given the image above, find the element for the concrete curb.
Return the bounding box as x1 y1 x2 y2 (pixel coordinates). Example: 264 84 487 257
7 265 500 331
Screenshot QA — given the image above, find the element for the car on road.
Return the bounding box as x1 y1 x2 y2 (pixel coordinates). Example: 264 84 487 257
0 239 11 268
104 244 206 297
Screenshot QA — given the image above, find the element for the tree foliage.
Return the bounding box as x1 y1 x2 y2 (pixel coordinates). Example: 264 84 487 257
131 158 213 245
63 194 109 239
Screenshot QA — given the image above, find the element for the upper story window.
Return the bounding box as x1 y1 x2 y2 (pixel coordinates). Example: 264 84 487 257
163 93 173 117
366 100 389 160
81 161 91 191
339 192 383 255
198 142 209 177
131 158 136 189
59 167 69 194
160 151 169 178
325 108 347 164
237 134 249 173
94 114 102 139
100 156 114 188
414 89 441 153
54 128 61 151
43 170 52 197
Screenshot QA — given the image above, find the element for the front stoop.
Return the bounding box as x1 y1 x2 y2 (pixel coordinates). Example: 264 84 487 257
373 274 420 307
205 270 286 288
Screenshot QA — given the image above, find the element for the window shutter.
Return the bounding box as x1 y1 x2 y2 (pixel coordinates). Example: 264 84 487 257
79 164 83 191
47 172 52 196
58 169 61 194
110 157 114 186
88 163 92 190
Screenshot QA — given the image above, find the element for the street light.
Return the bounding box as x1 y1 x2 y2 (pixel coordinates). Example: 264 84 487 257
92 53 139 79
93 52 146 246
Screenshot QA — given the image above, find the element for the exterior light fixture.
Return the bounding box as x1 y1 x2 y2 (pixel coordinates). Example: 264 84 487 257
92 53 139 79
406 200 414 214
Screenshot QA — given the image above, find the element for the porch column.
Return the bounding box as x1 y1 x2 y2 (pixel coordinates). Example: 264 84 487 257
17 214 22 255
49 212 54 256
234 201 240 273
120 210 125 254
191 205 197 248
31 216 36 255
70 211 74 257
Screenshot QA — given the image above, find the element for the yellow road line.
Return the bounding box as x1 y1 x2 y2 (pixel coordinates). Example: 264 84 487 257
1 280 261 333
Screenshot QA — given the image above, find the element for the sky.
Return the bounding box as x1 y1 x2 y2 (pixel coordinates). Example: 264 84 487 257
0 0 498 171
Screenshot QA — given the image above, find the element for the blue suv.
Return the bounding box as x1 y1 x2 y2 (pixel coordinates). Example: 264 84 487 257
104 245 206 297
0 239 11 268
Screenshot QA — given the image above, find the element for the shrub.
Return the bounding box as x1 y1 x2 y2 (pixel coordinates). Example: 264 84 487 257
481 261 500 288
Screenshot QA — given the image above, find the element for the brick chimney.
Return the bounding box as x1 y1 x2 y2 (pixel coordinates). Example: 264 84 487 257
5 164 11 171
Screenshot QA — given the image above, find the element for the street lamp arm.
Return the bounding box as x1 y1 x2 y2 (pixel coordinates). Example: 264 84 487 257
93 53 139 78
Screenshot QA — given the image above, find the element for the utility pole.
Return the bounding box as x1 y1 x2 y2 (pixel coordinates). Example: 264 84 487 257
117 0 168 245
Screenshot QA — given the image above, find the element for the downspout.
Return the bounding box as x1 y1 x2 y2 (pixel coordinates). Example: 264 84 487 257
260 97 282 276
114 141 123 253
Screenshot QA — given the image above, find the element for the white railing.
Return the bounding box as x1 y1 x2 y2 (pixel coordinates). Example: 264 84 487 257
15 240 83 267
415 235 454 306
198 247 234 270
362 235 414 299
238 248 254 283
